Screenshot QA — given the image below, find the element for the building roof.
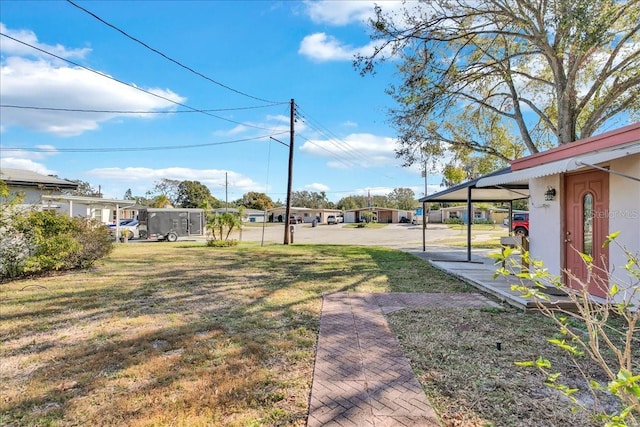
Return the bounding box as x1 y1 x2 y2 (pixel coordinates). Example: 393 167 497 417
1 168 79 190
419 168 529 203
41 194 136 206
511 122 640 171
477 125 640 188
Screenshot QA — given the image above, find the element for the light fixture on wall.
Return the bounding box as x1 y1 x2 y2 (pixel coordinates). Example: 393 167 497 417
544 186 557 201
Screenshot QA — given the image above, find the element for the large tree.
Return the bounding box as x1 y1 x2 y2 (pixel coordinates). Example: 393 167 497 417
63 179 101 197
387 187 417 210
291 191 335 209
176 180 217 208
234 192 274 211
357 0 640 166
146 179 181 206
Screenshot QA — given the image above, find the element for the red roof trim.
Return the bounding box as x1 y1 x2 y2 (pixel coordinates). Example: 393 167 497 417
512 122 640 171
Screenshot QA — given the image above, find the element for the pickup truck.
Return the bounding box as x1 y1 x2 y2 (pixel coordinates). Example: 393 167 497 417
512 213 529 236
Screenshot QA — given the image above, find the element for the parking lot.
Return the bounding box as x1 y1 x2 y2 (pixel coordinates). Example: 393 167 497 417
238 222 462 248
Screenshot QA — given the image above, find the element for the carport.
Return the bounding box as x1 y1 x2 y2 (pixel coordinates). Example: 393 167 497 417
41 195 136 241
419 168 529 261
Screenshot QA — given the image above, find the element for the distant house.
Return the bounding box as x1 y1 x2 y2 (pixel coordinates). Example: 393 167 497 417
344 207 414 224
211 207 267 223
438 206 493 223
478 122 640 301
1 168 78 207
267 207 342 224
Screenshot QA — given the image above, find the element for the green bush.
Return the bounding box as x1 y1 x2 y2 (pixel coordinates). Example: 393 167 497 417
444 218 464 224
206 239 239 247
1 210 113 280
473 219 492 224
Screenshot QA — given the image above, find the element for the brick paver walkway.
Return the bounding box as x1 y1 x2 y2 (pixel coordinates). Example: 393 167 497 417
307 292 501 426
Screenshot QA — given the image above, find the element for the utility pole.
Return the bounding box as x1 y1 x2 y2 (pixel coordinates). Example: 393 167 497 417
225 171 228 213
284 99 295 245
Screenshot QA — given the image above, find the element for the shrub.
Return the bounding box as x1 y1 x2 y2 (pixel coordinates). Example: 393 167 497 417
492 232 640 425
444 218 464 224
0 210 113 281
206 239 238 247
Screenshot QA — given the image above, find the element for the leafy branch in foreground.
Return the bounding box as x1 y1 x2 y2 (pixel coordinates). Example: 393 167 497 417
491 232 639 426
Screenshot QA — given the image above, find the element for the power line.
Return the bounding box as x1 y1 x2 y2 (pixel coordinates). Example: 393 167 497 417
0 32 283 132
0 103 287 114
1 131 289 153
295 134 359 169
66 0 285 105
295 105 372 165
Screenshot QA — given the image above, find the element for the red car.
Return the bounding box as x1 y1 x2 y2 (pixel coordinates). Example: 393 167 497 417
512 213 529 236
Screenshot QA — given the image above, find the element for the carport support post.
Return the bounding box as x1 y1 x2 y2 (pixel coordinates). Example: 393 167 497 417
508 201 513 236
467 186 472 262
422 200 426 252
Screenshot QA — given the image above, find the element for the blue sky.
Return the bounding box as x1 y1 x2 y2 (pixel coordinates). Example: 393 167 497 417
0 0 442 203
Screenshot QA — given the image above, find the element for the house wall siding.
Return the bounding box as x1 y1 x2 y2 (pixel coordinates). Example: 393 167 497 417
529 175 562 277
608 154 640 304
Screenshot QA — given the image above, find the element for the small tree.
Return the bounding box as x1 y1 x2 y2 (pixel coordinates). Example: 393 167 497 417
206 212 242 245
493 232 639 425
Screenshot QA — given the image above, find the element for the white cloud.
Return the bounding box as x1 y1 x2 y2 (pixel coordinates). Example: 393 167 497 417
299 132 399 168
0 157 56 175
0 25 186 137
0 145 60 175
303 1 404 26
0 23 91 60
305 182 330 192
298 32 380 62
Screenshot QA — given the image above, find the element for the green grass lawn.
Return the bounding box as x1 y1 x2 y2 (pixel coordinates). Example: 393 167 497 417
1 243 633 426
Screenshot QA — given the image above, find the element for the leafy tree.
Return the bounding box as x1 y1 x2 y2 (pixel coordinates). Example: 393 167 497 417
63 179 101 197
291 191 335 209
388 187 417 210
206 212 242 242
441 164 468 187
336 195 367 210
150 194 172 208
123 189 133 200
235 192 274 211
147 179 181 205
357 0 640 166
371 195 390 207
176 180 216 208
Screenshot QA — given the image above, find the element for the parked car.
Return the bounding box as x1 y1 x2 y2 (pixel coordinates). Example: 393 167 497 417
399 216 411 223
327 215 338 224
289 215 302 224
512 213 529 236
109 219 140 240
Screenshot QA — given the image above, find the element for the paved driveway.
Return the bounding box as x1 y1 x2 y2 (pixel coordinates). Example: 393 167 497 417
239 223 459 247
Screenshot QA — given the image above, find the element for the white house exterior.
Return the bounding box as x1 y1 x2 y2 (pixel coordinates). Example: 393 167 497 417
1 168 78 207
478 123 640 303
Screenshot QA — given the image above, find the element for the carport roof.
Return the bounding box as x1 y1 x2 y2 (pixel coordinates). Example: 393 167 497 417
419 168 529 203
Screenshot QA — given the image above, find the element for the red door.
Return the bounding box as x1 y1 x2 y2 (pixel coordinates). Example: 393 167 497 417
564 170 609 297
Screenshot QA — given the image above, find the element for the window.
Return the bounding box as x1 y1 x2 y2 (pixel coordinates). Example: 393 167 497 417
583 193 593 256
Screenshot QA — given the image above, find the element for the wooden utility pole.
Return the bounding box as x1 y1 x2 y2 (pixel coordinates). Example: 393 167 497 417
284 99 295 244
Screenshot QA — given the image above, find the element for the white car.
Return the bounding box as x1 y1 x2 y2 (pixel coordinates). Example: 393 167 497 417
109 219 140 240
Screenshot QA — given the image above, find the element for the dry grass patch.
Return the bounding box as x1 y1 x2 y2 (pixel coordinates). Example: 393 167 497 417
0 243 468 426
389 307 638 427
